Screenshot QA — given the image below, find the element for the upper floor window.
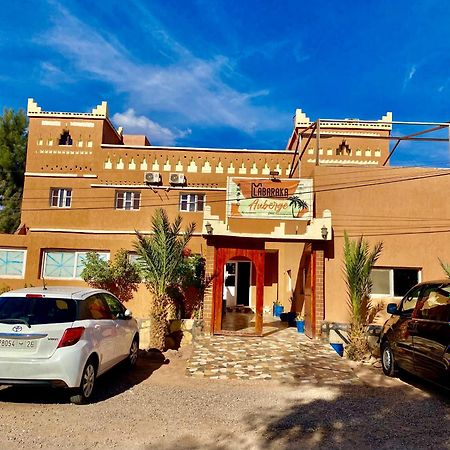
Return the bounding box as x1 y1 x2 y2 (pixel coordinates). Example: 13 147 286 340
179 193 205 212
59 130 73 146
115 191 141 210
50 188 72 208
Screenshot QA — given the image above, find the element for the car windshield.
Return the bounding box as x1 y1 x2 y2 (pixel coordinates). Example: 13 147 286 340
0 296 77 326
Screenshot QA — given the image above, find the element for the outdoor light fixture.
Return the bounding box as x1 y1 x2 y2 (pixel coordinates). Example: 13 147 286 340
321 225 328 240
205 222 213 235
270 170 280 182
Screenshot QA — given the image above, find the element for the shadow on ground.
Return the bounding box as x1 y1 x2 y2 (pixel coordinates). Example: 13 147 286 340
160 380 449 450
0 350 168 405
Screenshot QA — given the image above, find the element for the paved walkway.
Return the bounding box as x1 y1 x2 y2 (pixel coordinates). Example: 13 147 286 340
186 327 360 385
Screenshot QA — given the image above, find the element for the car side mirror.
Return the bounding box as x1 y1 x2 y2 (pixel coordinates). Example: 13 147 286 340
124 309 133 319
387 303 400 315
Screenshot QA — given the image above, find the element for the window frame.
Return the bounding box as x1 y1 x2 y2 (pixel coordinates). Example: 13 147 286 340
115 191 141 211
50 188 72 208
42 250 110 280
0 248 27 279
371 267 422 298
179 193 205 212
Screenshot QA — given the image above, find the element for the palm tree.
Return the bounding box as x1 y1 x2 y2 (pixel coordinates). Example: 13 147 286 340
288 195 308 218
343 232 383 360
439 258 450 278
134 208 195 350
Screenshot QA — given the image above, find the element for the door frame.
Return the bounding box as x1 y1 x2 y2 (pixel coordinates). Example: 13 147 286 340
212 245 265 336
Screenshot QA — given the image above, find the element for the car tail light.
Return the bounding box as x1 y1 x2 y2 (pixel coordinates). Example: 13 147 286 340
58 327 85 348
26 294 44 298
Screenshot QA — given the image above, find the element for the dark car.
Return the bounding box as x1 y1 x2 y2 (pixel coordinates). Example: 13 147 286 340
379 279 450 389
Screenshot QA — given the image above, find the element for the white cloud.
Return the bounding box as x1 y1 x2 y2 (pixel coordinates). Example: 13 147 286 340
407 65 416 81
113 109 191 146
38 3 285 135
403 65 417 89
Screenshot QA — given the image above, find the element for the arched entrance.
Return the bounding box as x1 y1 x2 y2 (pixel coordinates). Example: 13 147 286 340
212 242 265 336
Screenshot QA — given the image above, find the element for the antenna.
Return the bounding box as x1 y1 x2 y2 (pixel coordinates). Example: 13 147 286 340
42 277 47 290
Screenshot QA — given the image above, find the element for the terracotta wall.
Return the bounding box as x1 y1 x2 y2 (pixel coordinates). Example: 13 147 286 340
313 165 450 323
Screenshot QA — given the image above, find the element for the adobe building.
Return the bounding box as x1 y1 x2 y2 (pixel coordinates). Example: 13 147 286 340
0 99 449 339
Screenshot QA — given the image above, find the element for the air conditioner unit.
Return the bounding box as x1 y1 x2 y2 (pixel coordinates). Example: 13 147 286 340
144 172 161 184
169 173 186 185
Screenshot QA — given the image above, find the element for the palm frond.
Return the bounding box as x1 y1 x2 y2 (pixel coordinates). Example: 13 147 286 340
343 232 382 325
439 258 450 278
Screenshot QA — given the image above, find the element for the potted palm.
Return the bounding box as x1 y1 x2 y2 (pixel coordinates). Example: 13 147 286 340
295 313 305 333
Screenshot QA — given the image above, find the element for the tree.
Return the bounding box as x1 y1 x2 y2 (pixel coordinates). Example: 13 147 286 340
288 195 308 218
438 258 450 278
0 108 27 233
81 249 141 302
343 232 383 360
134 208 195 350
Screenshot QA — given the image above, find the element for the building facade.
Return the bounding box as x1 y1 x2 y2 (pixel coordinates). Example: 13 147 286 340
1 99 449 339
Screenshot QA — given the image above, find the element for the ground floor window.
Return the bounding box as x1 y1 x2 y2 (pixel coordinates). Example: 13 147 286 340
0 249 26 278
42 250 109 279
371 267 421 297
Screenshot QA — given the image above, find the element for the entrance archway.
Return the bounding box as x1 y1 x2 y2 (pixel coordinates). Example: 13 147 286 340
212 244 265 336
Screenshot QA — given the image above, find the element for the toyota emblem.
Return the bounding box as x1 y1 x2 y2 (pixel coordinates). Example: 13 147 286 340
12 325 22 332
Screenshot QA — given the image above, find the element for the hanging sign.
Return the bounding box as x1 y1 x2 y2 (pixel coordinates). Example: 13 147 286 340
227 177 313 220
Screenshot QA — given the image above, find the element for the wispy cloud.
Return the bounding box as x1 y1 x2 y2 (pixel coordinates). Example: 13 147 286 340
112 109 191 146
403 64 417 89
37 2 285 135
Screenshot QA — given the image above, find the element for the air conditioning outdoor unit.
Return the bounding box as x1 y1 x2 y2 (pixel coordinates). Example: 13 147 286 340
169 173 186 185
144 172 161 185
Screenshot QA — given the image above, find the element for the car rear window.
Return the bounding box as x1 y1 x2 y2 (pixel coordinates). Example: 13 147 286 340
415 283 450 322
0 296 77 326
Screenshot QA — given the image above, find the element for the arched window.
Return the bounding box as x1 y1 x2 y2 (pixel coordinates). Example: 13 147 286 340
59 130 73 146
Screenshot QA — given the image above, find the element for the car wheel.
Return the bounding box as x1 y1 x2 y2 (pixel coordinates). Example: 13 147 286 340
381 342 397 377
125 336 139 368
70 358 97 405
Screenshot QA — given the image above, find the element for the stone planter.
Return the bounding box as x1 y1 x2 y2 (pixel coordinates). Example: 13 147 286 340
166 318 204 350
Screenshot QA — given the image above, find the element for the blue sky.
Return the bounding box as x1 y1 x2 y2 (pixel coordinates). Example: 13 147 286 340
1 0 449 167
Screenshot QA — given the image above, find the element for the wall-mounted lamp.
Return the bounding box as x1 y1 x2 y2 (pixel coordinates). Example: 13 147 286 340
321 225 328 240
270 170 280 182
205 222 213 235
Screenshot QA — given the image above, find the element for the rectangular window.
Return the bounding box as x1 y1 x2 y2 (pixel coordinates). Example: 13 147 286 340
50 188 72 208
371 268 420 297
115 191 141 210
179 193 205 212
42 250 109 280
0 249 26 278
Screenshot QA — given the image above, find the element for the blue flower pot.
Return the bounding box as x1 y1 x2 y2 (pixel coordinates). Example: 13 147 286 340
296 320 305 333
273 304 284 317
330 343 344 357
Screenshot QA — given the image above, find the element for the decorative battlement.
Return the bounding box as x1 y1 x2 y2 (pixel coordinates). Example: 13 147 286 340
295 108 393 131
27 98 109 119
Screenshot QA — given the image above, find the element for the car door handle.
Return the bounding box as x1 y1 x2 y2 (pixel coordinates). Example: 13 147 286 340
407 321 418 333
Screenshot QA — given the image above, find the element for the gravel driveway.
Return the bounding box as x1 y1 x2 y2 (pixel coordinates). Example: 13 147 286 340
0 348 448 450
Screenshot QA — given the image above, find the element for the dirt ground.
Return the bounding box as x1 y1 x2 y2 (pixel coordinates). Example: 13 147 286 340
0 348 448 450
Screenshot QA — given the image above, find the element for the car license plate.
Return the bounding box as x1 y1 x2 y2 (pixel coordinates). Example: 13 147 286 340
0 338 36 350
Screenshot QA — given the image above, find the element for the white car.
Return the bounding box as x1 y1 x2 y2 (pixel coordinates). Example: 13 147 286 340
0 287 139 404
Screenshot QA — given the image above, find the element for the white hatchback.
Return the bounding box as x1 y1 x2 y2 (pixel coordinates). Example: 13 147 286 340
0 287 139 404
